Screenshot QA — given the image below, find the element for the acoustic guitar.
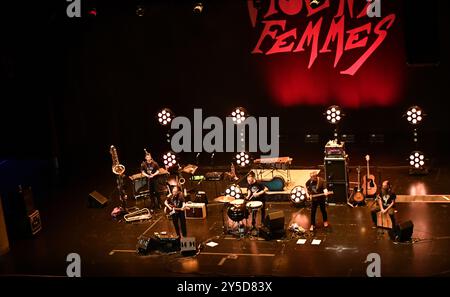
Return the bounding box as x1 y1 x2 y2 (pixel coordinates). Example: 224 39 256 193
352 166 365 202
362 155 377 196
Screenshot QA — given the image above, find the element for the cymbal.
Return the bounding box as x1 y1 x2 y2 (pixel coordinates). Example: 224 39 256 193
214 196 235 203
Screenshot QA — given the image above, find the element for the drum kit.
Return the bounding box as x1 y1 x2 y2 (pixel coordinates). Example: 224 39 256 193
214 196 263 236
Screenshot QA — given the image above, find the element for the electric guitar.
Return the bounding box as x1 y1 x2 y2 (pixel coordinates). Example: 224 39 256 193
352 166 365 202
164 204 190 218
362 155 377 196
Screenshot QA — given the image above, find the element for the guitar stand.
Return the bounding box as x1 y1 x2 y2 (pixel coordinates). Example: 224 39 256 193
114 174 130 214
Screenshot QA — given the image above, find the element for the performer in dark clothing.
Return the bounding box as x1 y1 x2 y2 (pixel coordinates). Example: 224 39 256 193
371 180 397 228
246 171 268 223
141 150 162 209
164 186 188 237
306 171 330 231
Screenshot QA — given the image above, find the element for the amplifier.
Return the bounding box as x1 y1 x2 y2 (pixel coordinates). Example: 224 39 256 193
324 156 348 183
185 202 206 219
129 173 149 198
324 140 346 157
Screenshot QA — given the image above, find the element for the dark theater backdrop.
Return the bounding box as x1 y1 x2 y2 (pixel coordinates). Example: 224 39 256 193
1 0 449 173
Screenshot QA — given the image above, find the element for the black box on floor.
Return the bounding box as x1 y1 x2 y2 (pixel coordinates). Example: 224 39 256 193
259 226 285 241
389 220 414 242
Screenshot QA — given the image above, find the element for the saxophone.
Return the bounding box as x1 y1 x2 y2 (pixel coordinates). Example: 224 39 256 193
110 145 126 175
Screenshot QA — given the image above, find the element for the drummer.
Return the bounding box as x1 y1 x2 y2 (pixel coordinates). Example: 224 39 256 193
246 171 268 224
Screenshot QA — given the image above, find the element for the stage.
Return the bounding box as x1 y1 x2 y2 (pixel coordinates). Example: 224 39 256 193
1 162 450 277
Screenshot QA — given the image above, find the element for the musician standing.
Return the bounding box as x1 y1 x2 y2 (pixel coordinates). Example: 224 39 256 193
370 180 396 228
141 151 161 209
246 171 269 224
306 171 329 231
164 186 187 238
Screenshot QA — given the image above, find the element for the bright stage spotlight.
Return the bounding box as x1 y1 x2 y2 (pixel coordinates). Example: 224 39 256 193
310 0 321 8
409 151 425 169
163 151 177 168
193 3 203 14
405 106 424 125
235 152 251 167
136 5 145 17
157 108 174 126
290 186 308 206
231 107 247 124
325 105 343 124
225 184 242 199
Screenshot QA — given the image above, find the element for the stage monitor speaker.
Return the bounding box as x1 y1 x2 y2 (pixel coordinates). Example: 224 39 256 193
324 157 348 183
326 182 348 204
264 210 285 233
180 237 197 255
88 191 108 208
136 235 151 255
390 220 414 242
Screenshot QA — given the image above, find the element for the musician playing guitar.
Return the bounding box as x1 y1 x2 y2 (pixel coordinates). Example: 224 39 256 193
246 171 268 223
164 185 188 237
141 150 162 209
306 171 330 231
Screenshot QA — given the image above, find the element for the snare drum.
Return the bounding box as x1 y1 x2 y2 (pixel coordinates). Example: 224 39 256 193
229 199 245 206
246 201 263 209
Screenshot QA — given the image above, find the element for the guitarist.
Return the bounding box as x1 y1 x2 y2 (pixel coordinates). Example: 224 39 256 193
141 151 162 210
246 171 269 224
164 185 188 237
370 180 396 228
306 172 330 231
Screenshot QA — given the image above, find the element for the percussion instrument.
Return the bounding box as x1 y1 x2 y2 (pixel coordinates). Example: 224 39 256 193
377 211 393 229
246 200 263 234
229 199 245 206
227 202 249 222
246 201 263 209
254 156 292 169
214 196 235 203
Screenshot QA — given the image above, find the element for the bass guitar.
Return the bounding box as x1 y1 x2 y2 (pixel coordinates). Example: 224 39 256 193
308 191 334 200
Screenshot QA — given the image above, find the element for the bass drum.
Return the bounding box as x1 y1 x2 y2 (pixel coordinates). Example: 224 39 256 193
227 203 249 222
260 176 285 191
